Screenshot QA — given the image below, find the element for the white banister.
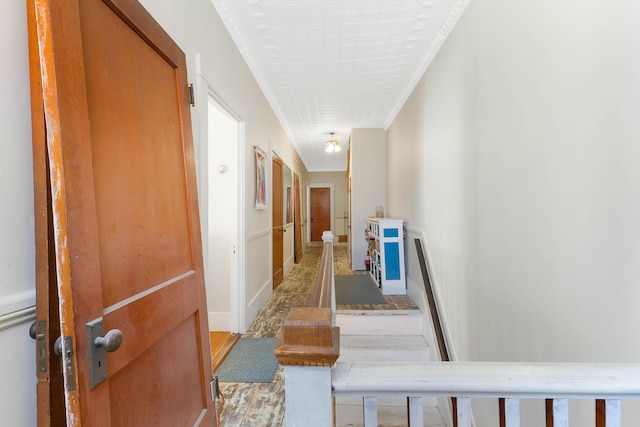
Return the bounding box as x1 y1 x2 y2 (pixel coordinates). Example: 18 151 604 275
332 362 640 426
332 362 640 398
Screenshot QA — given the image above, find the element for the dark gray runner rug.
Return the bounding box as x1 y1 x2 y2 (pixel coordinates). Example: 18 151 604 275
335 274 387 305
215 337 279 383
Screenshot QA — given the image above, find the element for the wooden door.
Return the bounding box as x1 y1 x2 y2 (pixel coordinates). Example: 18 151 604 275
293 173 303 263
310 187 331 241
28 0 215 425
348 177 353 269
272 156 284 287
27 1 67 423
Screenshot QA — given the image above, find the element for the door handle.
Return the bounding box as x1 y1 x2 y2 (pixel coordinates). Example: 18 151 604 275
29 321 37 340
95 329 123 352
87 318 123 389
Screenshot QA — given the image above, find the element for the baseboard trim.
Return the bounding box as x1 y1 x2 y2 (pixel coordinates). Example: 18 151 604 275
246 278 271 328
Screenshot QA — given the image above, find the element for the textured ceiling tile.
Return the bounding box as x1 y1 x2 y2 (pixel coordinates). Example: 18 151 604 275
211 0 470 171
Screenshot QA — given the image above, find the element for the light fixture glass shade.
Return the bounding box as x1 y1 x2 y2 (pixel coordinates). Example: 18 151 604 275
325 132 340 153
325 142 335 153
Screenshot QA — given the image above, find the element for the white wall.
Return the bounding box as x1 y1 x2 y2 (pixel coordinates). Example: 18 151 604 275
138 0 308 331
0 0 36 424
350 129 387 269
388 0 640 424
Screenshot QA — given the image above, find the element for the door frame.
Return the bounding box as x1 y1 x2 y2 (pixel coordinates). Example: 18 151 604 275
196 58 246 333
307 183 334 242
293 172 303 263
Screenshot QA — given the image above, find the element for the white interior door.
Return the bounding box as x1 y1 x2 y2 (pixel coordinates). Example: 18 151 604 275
205 95 241 333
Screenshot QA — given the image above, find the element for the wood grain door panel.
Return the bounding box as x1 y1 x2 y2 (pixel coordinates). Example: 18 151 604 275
293 173 303 262
272 156 283 287
29 0 215 424
310 187 331 241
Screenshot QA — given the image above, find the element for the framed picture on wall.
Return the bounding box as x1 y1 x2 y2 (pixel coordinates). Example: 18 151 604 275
254 145 267 210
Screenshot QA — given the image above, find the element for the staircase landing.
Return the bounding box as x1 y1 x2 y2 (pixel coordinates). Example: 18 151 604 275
335 310 447 427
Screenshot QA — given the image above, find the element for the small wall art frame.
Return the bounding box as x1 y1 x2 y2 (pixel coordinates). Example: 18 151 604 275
254 145 267 210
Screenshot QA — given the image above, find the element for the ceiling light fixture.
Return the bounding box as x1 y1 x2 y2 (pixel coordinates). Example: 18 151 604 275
325 132 341 153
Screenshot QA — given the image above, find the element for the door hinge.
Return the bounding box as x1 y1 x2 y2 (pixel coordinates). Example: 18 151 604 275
210 376 220 401
188 84 195 106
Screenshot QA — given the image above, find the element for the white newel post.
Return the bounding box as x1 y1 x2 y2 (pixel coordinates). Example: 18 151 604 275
283 366 333 426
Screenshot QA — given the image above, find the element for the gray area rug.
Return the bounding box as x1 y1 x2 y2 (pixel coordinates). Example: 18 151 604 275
335 274 387 305
215 337 279 383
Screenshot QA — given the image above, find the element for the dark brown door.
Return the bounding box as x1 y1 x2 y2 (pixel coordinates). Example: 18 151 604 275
293 173 303 262
28 0 215 425
310 187 331 241
272 156 284 287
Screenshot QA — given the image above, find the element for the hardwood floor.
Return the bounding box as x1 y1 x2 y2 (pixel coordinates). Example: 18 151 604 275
210 332 241 372
215 243 417 425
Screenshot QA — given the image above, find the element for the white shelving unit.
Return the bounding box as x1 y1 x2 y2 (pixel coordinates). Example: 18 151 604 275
365 217 406 295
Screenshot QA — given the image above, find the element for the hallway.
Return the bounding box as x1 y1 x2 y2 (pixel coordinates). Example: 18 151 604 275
218 242 417 425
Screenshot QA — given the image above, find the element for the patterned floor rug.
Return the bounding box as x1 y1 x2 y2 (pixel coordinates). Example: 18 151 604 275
215 337 279 383
335 274 387 305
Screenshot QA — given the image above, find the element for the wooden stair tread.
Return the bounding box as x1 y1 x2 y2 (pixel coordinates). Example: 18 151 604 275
336 311 424 336
338 335 430 363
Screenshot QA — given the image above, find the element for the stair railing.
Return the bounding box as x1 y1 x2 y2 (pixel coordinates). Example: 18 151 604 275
329 238 640 426
332 361 640 426
275 233 640 426
274 231 340 426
